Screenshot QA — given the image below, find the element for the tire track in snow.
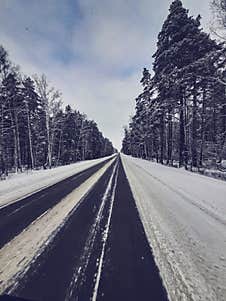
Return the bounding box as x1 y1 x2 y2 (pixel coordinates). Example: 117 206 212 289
65 158 119 301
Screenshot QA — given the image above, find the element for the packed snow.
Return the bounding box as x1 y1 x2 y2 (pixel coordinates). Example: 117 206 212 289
0 155 115 208
121 154 226 301
0 158 116 294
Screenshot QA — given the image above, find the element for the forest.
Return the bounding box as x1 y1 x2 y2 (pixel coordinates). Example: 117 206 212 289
0 46 114 177
122 0 226 171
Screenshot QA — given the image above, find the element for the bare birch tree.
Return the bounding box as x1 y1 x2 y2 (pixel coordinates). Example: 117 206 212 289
33 74 62 168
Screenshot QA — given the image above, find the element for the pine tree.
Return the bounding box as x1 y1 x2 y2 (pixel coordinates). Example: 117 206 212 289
152 0 221 167
122 0 226 172
21 77 41 169
0 45 114 177
2 72 23 172
0 46 11 176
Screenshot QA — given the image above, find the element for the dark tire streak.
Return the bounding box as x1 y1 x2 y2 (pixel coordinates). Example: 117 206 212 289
0 158 113 249
11 160 117 301
97 158 168 301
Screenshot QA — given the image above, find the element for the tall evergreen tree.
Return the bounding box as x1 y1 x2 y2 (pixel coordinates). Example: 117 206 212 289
122 0 226 171
0 45 114 178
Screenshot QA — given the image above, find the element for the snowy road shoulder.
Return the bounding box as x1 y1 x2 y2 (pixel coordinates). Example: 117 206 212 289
0 155 115 208
124 155 226 225
121 154 226 301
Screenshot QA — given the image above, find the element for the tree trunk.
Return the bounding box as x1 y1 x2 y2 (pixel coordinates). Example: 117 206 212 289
191 80 198 168
199 88 206 167
9 109 18 173
45 111 52 168
0 103 5 176
25 101 34 169
179 98 185 167
57 130 62 166
160 110 165 164
212 102 217 144
219 92 226 162
15 112 22 172
167 107 173 165
184 96 189 170
144 140 148 159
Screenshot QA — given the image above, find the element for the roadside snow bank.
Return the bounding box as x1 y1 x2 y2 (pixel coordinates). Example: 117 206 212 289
0 158 116 294
122 154 226 301
0 155 115 208
203 168 226 181
124 155 226 224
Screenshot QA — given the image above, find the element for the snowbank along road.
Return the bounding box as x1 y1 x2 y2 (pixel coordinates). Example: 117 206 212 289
0 153 225 301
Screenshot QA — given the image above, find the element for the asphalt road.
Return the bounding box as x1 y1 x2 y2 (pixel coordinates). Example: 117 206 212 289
0 156 168 301
0 157 112 249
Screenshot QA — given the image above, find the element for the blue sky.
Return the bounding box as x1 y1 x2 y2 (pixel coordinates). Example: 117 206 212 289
0 0 212 149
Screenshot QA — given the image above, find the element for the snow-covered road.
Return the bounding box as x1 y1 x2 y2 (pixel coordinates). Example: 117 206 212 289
0 155 167 301
1 153 225 300
0 155 115 208
0 158 115 294
122 154 226 301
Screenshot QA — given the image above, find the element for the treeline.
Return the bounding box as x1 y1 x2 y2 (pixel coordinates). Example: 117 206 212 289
0 46 114 176
122 0 226 170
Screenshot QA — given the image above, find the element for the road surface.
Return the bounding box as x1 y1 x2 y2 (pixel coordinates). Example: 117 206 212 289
0 155 168 301
1 154 225 301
